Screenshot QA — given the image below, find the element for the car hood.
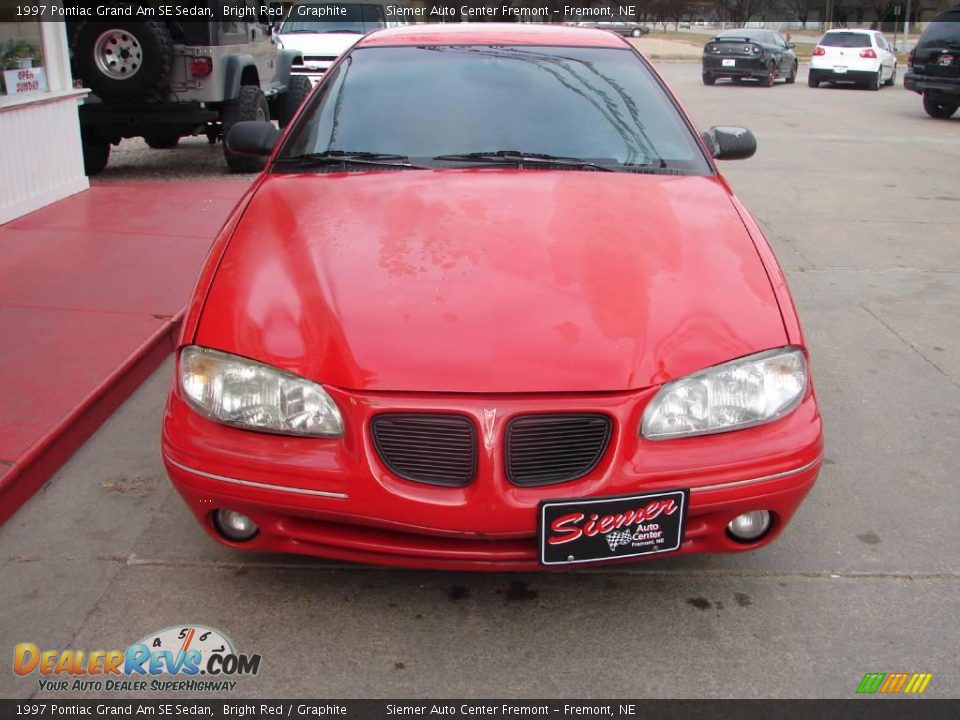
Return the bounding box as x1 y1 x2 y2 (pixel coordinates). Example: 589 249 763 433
196 171 786 393
277 32 363 56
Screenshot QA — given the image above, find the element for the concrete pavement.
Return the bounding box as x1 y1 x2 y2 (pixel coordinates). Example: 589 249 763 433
1 64 958 699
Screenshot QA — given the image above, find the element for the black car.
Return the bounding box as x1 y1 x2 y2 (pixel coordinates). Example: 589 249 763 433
702 29 798 87
904 4 960 119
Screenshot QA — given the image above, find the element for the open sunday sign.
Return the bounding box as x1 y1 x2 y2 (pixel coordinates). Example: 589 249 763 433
3 67 48 96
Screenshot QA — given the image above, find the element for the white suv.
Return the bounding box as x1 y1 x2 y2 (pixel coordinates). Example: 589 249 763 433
276 1 388 85
809 29 898 90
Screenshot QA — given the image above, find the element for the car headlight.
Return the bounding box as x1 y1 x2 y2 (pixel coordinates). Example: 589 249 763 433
178 346 343 437
641 347 807 440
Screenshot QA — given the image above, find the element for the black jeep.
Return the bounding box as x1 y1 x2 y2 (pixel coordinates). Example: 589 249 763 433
904 4 960 119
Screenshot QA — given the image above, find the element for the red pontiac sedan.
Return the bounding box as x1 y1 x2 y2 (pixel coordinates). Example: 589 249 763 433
162 23 823 570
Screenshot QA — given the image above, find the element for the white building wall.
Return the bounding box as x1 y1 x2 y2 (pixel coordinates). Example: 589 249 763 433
0 19 89 225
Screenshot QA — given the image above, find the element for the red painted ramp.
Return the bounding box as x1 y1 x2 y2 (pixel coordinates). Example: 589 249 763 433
0 181 250 524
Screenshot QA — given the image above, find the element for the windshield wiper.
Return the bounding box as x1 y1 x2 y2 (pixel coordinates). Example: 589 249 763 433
276 151 417 169
432 150 665 172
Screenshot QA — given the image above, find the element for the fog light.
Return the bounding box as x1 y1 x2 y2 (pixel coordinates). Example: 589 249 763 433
727 510 771 542
214 510 258 541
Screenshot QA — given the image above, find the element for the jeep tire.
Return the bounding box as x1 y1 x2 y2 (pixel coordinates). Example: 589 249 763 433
222 86 271 173
277 76 313 129
143 133 181 149
81 135 110 176
922 93 959 119
72 17 174 101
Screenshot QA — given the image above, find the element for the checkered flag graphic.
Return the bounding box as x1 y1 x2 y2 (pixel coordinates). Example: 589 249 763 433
606 529 632 551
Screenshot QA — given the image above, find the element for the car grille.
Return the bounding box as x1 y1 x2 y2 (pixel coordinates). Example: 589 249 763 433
371 413 477 487
505 414 612 486
303 55 339 63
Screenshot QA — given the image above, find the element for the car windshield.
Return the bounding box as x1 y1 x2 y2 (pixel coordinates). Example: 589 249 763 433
280 4 385 34
919 17 960 46
280 45 710 173
821 32 872 48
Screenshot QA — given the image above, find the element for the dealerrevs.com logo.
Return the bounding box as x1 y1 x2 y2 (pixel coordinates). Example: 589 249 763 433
14 625 261 693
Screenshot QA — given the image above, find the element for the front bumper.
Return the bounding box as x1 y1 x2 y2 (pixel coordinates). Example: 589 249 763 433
904 71 960 99
702 55 768 78
162 385 823 571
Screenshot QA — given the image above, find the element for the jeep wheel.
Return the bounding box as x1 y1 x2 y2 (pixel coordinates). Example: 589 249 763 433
222 86 271 173
82 136 110 176
702 72 716 86
922 93 958 119
72 17 173 101
277 76 313 129
143 134 180 149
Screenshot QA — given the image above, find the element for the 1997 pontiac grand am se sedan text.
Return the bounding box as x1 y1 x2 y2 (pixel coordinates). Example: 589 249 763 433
161 23 823 570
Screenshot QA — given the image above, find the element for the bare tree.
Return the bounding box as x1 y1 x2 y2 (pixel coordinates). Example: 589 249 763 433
716 0 767 25
785 0 814 28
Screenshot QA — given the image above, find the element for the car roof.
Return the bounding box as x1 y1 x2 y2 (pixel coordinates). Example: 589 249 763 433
822 28 876 34
357 22 629 49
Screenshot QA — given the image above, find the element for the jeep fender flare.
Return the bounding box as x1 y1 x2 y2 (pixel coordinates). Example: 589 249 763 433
274 49 303 89
222 55 259 99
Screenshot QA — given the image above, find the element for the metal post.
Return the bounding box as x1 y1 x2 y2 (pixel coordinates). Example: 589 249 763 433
903 0 912 53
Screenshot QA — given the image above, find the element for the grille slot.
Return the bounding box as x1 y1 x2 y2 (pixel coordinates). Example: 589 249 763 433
506 414 612 486
371 414 477 487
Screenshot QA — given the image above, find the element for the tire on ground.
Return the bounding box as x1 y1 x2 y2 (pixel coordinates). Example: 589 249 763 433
143 134 180 149
71 17 173 101
82 136 110 176
922 93 958 119
702 72 715 86
276 75 313 129
222 86 272 173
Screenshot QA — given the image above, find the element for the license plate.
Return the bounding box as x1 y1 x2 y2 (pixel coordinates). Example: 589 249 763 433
939 55 955 66
834 65 848 73
722 59 736 67
539 489 688 566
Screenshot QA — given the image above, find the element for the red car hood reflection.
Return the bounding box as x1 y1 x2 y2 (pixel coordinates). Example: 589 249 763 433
196 170 786 393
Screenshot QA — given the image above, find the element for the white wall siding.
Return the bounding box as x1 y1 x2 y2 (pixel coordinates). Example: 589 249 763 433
0 18 89 226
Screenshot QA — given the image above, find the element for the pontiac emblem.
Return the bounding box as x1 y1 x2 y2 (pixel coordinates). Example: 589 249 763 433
481 409 497 449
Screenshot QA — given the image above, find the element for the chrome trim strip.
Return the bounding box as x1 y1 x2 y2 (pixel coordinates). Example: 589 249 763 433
690 455 823 494
164 457 349 500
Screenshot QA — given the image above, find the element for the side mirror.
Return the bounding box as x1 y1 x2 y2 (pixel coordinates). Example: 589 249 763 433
787 42 796 49
226 121 279 158
701 126 757 161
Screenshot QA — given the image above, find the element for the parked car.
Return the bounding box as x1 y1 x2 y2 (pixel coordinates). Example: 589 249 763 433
904 3 960 118
809 29 897 90
578 19 651 37
275 0 388 85
163 23 822 571
66 1 312 174
702 28 798 86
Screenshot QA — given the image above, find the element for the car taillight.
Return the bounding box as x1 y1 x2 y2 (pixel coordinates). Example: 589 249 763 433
813 46 825 56
860 48 877 59
190 57 213 77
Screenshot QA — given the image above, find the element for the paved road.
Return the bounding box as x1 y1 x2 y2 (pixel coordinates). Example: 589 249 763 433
2 64 958 699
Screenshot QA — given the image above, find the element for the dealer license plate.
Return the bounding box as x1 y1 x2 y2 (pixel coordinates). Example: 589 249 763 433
940 55 955 67
539 489 688 566
834 65 848 74
722 59 736 67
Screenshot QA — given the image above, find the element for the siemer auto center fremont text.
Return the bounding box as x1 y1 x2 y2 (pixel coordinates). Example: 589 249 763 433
386 5 636 19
